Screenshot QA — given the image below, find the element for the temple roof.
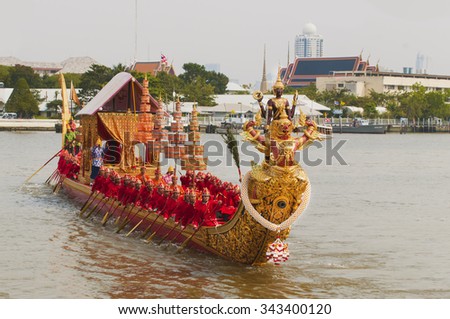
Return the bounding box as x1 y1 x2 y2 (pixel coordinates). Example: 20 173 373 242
76 72 156 116
132 61 176 76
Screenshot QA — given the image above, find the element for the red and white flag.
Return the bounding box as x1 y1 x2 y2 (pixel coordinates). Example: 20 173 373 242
161 54 167 64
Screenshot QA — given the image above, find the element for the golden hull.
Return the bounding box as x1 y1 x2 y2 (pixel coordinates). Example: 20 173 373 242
59 162 309 265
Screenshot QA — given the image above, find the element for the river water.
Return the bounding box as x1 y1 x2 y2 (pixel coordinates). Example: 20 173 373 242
0 131 449 298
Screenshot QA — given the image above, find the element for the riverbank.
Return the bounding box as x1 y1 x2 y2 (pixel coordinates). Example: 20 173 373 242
0 119 59 131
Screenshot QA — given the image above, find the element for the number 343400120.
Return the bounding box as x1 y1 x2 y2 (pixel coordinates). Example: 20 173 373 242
259 303 332 315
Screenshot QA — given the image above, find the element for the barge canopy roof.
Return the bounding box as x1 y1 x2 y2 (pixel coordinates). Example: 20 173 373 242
76 72 158 116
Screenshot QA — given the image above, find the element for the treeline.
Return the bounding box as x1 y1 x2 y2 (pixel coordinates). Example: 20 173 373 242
286 83 450 119
0 62 229 116
2 62 449 120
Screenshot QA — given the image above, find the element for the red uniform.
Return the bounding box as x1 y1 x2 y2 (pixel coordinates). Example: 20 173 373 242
178 202 195 228
192 201 207 228
163 196 180 220
105 180 119 199
173 198 189 224
135 187 150 208
180 175 193 189
205 199 222 226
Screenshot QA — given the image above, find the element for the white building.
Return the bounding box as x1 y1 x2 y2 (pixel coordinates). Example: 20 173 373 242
0 56 98 76
295 23 323 58
316 71 450 97
163 94 329 125
0 88 14 113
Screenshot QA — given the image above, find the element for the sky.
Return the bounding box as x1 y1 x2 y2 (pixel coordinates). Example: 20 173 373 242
2 0 450 85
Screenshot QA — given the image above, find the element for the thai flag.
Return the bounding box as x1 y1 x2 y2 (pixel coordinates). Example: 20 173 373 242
161 54 167 64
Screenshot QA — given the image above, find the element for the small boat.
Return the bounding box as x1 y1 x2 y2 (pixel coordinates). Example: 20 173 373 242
331 119 387 134
49 72 330 265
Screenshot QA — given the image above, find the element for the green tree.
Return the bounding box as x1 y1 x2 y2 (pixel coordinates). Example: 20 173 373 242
0 65 9 85
424 90 450 119
399 83 427 119
179 63 207 83
45 99 63 118
42 73 82 88
181 77 216 106
156 72 183 101
207 71 228 94
6 65 42 88
78 64 114 101
5 78 39 118
363 100 378 118
290 83 319 101
178 62 228 95
112 63 128 74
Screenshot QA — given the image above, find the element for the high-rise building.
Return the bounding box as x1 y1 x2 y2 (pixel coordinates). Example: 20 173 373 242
295 23 323 58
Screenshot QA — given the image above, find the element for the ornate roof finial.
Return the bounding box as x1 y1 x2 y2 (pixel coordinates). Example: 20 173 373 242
272 67 284 90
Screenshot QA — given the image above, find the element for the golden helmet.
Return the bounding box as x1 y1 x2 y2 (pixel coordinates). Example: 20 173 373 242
272 67 284 91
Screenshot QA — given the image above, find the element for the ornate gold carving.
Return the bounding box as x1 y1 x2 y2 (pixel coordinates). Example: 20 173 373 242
205 163 308 265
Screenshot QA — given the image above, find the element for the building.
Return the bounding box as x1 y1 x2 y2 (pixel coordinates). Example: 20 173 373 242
131 61 176 76
0 87 84 118
282 55 374 88
316 71 450 97
0 56 98 76
0 88 14 113
295 23 323 58
162 94 329 126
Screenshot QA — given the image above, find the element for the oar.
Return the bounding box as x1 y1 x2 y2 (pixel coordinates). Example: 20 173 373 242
114 192 135 225
80 191 101 216
114 202 132 225
24 149 62 184
126 208 156 237
47 171 59 185
80 190 98 213
157 215 193 246
146 216 172 242
90 197 114 219
45 169 58 184
141 213 162 239
52 175 65 193
165 212 200 247
155 221 179 245
116 205 141 233
140 200 169 239
101 201 122 226
82 196 105 218
145 201 179 242
84 195 108 219
177 221 204 253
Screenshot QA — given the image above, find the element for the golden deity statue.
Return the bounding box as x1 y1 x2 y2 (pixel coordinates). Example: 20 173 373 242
243 69 323 167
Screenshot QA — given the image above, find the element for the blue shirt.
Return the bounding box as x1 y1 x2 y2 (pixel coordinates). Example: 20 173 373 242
91 146 104 167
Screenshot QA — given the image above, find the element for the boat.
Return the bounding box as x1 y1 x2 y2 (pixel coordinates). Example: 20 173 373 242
48 71 331 265
331 118 387 134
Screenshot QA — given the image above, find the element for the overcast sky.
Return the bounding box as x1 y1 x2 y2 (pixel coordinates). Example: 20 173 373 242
2 0 450 85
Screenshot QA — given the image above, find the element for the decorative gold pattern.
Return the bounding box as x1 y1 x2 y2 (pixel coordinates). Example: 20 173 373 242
204 162 308 264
